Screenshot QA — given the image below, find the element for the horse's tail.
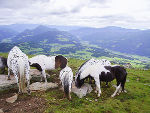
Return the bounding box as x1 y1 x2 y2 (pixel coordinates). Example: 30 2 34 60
63 75 69 98
18 57 26 93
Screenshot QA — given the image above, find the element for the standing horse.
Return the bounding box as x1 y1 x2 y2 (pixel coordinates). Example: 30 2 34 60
0 56 7 74
7 46 30 94
59 66 73 100
29 55 67 83
75 63 127 97
76 58 111 85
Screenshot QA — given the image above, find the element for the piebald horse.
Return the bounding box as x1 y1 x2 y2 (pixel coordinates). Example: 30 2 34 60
29 55 67 83
75 61 127 97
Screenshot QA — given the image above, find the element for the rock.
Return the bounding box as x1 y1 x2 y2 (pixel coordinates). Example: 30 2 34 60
30 69 42 77
6 93 18 103
72 82 93 98
0 75 17 91
29 82 58 92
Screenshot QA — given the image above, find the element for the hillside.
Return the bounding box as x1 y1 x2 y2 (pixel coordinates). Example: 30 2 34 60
70 26 150 57
0 27 18 41
0 58 150 113
0 25 150 69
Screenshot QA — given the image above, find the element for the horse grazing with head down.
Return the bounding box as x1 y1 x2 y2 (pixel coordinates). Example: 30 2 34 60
7 46 30 94
76 58 111 85
0 56 7 74
59 66 73 100
29 55 67 83
75 61 127 97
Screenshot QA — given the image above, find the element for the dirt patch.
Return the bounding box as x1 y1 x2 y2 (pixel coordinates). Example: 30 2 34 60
0 92 47 113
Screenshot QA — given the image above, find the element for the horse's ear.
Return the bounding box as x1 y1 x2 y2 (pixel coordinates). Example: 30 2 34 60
55 55 67 69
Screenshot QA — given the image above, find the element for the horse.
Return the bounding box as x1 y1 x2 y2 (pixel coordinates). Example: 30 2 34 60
59 66 73 100
0 56 7 74
7 46 30 94
29 55 67 83
75 63 127 97
76 58 111 85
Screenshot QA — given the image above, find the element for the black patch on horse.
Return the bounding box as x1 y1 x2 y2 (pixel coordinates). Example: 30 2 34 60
30 63 42 71
75 72 93 88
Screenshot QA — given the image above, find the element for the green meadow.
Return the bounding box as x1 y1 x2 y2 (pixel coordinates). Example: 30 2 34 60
0 54 150 113
38 58 150 113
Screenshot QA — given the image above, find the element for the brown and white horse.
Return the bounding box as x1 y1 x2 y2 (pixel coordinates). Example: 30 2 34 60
29 55 67 83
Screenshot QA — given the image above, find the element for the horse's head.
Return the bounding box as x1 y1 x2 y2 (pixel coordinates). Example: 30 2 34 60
75 72 84 88
55 55 67 69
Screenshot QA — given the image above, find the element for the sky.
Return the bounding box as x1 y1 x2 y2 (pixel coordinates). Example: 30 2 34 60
0 0 150 29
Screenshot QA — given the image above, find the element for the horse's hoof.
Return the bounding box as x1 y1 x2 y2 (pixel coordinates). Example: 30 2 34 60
68 98 72 101
111 94 115 98
7 78 11 80
98 94 101 97
123 90 127 93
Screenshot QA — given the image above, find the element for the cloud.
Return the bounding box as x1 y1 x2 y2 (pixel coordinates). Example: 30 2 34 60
0 0 150 29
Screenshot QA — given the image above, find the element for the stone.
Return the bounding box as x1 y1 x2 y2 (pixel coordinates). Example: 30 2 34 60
6 93 18 103
71 82 93 98
0 75 17 91
0 69 54 92
30 69 41 76
29 82 58 92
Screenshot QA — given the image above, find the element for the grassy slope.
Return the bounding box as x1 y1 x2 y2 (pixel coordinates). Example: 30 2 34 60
0 53 150 112
41 58 150 113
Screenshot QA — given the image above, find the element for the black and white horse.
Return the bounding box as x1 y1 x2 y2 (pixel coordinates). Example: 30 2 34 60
7 46 30 94
0 56 7 74
29 55 67 83
75 62 127 97
76 58 111 85
59 66 73 100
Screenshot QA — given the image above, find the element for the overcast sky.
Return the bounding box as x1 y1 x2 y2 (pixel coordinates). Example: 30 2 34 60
0 0 150 29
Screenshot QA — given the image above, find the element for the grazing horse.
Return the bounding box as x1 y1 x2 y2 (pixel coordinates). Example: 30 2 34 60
0 56 7 74
7 46 30 94
29 55 67 83
76 58 111 85
75 63 127 97
59 66 73 100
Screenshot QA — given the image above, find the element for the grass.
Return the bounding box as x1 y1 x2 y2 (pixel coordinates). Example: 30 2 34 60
0 53 150 112
35 58 150 113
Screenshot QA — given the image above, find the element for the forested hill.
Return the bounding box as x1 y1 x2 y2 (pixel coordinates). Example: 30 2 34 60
0 24 150 69
70 26 150 57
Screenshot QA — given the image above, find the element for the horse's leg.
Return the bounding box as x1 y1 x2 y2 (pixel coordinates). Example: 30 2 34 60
14 73 21 94
42 70 47 83
121 77 127 93
25 65 31 95
111 83 121 97
69 83 72 100
94 76 101 97
7 68 11 80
